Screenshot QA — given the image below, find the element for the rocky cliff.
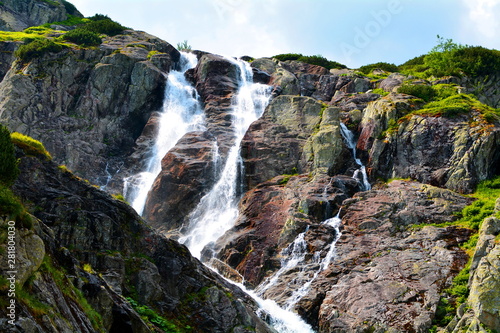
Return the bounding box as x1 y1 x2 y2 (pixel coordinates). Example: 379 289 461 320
1 3 500 333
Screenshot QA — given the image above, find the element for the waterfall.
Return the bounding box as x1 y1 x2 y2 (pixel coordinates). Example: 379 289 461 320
123 52 205 215
178 58 272 259
339 123 371 190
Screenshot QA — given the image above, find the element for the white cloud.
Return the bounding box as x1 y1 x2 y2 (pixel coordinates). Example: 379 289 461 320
461 0 500 45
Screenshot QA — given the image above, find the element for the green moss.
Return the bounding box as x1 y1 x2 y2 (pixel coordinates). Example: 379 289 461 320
371 88 389 96
147 50 163 59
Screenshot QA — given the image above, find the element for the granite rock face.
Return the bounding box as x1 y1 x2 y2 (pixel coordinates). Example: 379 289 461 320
0 30 180 186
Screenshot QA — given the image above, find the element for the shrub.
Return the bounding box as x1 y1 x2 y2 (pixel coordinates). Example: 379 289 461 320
62 28 101 46
81 17 126 36
398 84 436 102
176 40 191 51
10 132 52 160
273 53 302 61
358 62 399 74
272 53 347 69
15 38 64 63
453 46 500 77
297 54 346 69
0 125 19 187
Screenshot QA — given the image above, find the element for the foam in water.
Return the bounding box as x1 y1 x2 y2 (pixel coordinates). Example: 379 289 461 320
178 58 272 259
123 52 205 215
339 123 371 190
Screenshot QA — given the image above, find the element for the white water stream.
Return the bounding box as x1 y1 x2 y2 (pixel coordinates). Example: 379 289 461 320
126 53 357 332
178 58 271 259
123 52 205 215
339 122 371 191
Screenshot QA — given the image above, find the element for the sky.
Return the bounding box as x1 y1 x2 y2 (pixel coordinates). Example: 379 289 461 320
69 0 500 69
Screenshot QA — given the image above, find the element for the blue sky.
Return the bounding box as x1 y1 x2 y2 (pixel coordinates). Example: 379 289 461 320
69 0 500 68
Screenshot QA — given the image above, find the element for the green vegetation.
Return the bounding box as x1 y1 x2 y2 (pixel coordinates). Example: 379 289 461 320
10 132 52 160
62 28 101 46
15 38 64 63
38 255 104 331
371 88 389 96
177 40 192 52
126 297 191 332
400 94 500 122
81 14 127 36
272 53 346 70
430 176 500 329
0 186 33 228
358 62 398 74
0 125 19 187
398 36 500 78
397 84 436 102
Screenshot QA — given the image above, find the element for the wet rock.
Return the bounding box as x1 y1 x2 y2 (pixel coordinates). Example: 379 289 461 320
212 174 360 287
143 131 217 233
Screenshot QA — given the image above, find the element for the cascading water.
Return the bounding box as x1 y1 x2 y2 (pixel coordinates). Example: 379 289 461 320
178 58 272 259
339 122 371 190
123 52 205 215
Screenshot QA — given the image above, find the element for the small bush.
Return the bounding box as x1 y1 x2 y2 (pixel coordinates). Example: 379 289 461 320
273 53 302 61
62 28 101 46
176 40 191 51
81 17 126 36
0 125 19 187
398 84 436 102
272 53 346 69
10 132 52 160
359 62 398 74
15 38 64 63
297 54 346 69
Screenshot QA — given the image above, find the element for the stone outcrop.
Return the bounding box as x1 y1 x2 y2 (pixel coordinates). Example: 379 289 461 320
367 109 500 193
0 0 79 32
241 95 352 189
0 146 272 333
0 30 179 186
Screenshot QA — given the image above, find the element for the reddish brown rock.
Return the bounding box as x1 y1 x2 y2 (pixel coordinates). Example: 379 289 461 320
143 131 217 233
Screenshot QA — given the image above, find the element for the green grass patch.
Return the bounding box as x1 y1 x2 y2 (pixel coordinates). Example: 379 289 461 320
40 255 104 331
11 132 52 160
371 88 389 96
0 185 33 229
126 297 191 332
400 94 499 122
